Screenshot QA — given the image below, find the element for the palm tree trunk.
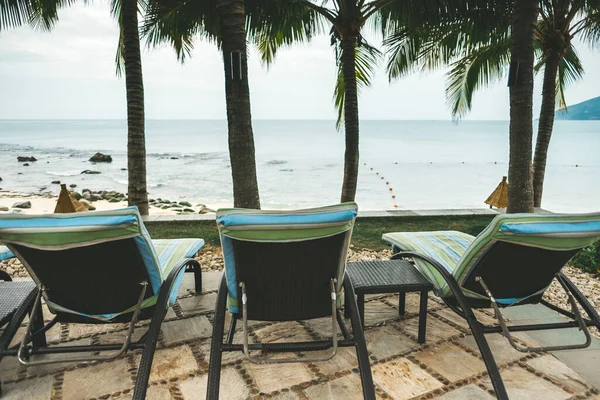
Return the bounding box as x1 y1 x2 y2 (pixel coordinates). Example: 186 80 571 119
532 51 560 208
216 0 261 209
340 36 360 203
122 0 148 215
507 0 538 214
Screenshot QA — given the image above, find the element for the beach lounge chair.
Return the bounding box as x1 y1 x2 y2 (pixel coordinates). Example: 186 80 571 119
0 246 43 396
383 212 600 400
0 207 204 399
206 203 375 400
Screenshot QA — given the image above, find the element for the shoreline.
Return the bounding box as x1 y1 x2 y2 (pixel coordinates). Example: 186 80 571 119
0 191 225 215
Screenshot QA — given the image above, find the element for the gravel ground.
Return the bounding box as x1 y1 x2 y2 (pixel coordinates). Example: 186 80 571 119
2 246 598 337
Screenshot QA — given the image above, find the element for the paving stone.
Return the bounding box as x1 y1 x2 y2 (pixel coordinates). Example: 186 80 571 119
458 333 530 365
113 385 171 399
62 359 131 400
23 338 93 378
97 325 147 345
68 323 129 339
401 292 441 314
0 355 21 381
363 300 399 326
178 293 217 316
480 365 571 400
310 347 358 376
366 325 417 360
135 345 198 382
0 375 53 400
302 317 348 340
245 357 314 393
269 391 302 400
435 385 495 399
8 323 61 347
179 368 249 399
397 315 461 343
432 308 470 330
304 374 364 400
525 354 589 394
253 321 313 343
161 315 212 345
413 342 485 381
199 271 223 293
372 358 443 400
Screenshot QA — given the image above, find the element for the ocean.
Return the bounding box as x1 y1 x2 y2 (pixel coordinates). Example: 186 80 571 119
0 119 598 212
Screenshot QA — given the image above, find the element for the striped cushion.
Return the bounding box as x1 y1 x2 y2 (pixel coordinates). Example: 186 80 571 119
382 231 475 296
0 207 205 320
0 245 13 261
384 212 600 300
217 203 358 313
152 238 204 303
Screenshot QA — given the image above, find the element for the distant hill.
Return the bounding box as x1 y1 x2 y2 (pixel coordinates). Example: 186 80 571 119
555 96 600 120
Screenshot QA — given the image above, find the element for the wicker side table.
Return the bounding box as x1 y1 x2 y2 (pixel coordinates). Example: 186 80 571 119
346 260 433 344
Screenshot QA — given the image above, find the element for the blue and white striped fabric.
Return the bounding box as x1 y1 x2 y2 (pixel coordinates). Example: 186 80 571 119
0 245 13 261
0 207 204 320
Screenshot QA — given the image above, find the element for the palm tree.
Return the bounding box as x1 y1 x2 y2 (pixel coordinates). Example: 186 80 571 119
532 0 599 207
119 0 149 215
144 0 267 209
215 0 260 209
1 0 150 215
252 0 467 202
507 0 538 213
389 0 599 208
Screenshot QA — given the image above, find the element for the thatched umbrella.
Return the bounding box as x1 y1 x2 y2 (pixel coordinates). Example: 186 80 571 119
485 176 508 209
54 184 88 213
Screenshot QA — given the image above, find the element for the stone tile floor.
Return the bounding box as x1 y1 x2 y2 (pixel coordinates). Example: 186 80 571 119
0 271 598 400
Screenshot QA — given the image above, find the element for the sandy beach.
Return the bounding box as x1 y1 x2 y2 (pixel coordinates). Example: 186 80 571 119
0 192 224 215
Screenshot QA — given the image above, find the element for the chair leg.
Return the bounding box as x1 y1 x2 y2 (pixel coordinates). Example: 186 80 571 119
132 308 166 400
226 314 237 345
187 263 203 294
207 273 229 400
132 258 195 399
558 273 600 329
343 273 375 400
394 251 509 400
0 287 37 396
398 292 406 316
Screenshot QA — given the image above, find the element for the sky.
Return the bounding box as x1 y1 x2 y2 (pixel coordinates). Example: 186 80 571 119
0 1 599 120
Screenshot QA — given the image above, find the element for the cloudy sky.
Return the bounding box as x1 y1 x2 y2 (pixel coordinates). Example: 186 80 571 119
1 1 599 120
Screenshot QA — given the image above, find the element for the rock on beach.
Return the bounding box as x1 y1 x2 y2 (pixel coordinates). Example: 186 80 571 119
17 156 37 162
89 153 112 163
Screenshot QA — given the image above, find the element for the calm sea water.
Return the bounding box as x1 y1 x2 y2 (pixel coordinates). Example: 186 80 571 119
0 119 598 212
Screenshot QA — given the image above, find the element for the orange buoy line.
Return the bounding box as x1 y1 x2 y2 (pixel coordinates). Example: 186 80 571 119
363 161 398 209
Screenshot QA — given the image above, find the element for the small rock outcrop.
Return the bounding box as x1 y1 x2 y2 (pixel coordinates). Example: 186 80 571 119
0 206 9 212
17 156 37 162
81 170 101 175
23 163 29 167
12 201 31 209
89 153 112 163
52 180 61 184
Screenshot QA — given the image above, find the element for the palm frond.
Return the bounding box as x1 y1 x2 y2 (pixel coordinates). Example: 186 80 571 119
556 47 584 108
246 0 324 67
445 38 510 119
142 0 217 61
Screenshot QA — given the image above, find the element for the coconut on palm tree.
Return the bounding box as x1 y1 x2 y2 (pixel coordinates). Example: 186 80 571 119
1 0 150 215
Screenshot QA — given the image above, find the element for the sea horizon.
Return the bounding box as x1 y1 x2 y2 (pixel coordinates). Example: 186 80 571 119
1 119 598 213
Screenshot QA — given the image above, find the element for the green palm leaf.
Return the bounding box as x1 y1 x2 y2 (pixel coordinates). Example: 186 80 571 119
445 39 510 119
